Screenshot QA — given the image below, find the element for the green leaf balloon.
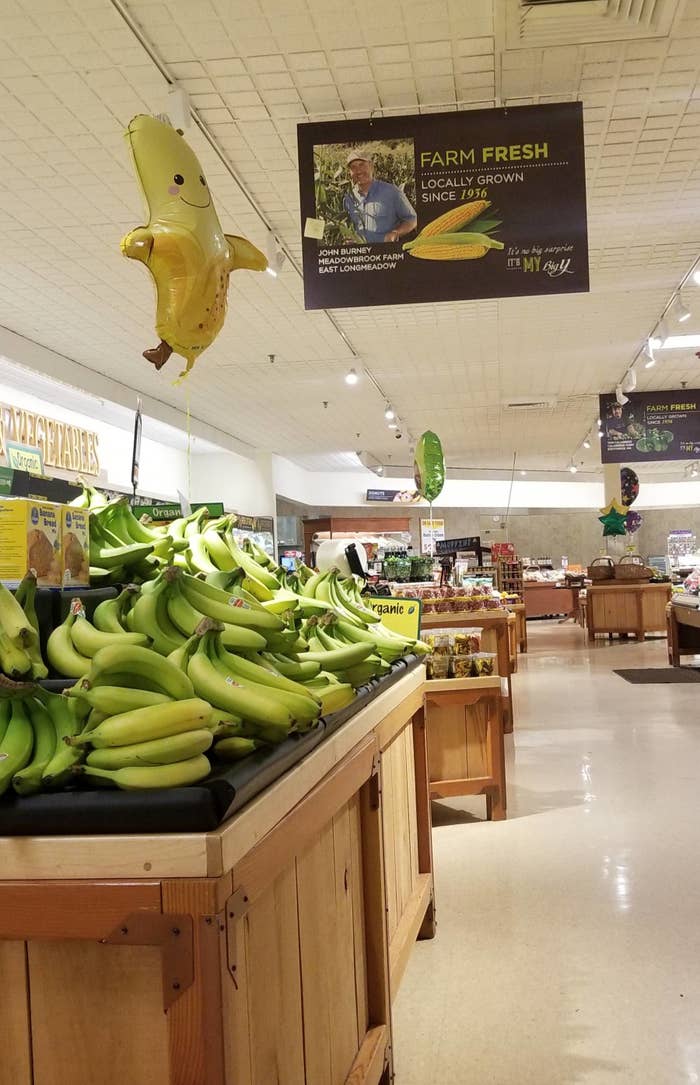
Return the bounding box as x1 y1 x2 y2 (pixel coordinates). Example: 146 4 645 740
414 431 445 503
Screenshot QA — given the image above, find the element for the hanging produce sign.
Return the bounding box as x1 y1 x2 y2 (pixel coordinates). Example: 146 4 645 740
297 102 588 310
600 390 700 462
365 488 421 503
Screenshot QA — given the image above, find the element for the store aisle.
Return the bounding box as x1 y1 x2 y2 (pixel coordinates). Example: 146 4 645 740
393 622 700 1085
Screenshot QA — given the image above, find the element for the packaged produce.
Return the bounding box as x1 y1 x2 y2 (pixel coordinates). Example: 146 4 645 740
449 655 472 678
425 632 452 655
61 506 90 586
0 498 62 587
467 652 497 677
453 632 481 655
426 654 450 679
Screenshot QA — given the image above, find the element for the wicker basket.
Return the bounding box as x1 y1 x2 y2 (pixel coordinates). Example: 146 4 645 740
587 556 615 581
614 555 648 581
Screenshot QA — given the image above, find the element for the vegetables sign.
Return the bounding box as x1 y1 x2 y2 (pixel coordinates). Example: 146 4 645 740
599 391 700 463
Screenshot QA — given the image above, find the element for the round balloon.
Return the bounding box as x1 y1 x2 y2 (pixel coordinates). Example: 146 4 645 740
620 466 639 507
414 431 445 503
121 115 267 378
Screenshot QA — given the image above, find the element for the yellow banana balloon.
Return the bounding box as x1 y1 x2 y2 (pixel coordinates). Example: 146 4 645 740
121 114 267 377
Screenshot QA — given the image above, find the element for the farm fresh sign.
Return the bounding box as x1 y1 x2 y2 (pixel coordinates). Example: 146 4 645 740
599 390 700 463
0 403 99 477
297 102 588 310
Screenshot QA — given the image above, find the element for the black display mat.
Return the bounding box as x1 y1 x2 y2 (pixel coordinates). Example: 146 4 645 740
0 656 424 836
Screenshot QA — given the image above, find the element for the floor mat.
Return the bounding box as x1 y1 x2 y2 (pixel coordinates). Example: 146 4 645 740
614 667 700 683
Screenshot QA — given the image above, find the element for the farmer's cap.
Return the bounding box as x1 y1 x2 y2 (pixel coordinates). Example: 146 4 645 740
346 148 373 165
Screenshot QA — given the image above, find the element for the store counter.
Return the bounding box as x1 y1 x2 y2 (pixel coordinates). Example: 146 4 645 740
587 581 671 642
0 668 433 1085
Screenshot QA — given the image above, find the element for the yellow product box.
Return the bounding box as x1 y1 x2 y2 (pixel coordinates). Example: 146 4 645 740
61 505 90 586
0 498 63 587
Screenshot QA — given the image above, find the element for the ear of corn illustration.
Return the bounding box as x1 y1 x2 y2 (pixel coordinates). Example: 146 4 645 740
407 199 504 261
417 200 491 238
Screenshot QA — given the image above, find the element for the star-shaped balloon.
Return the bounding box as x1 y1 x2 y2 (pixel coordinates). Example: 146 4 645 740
599 499 628 537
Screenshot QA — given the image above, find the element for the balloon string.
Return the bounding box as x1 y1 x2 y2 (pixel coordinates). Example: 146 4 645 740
186 388 192 503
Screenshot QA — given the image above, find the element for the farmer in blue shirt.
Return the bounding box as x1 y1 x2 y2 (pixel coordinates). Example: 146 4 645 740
342 149 417 243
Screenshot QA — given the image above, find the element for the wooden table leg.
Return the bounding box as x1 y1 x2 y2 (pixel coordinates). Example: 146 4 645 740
412 707 436 941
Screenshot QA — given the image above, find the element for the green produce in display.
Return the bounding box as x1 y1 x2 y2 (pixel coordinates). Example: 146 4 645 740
414 430 445 503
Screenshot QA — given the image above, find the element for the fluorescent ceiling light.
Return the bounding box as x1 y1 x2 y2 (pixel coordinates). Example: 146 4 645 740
657 335 700 349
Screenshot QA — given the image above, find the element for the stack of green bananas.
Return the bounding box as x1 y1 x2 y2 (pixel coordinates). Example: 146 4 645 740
47 597 151 678
0 689 88 795
0 574 47 684
87 497 168 586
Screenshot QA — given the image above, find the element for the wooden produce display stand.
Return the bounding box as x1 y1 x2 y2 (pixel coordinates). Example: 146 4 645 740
507 611 517 673
421 610 514 734
0 668 433 1085
587 581 672 642
666 600 700 666
510 602 528 653
522 582 576 620
424 677 506 820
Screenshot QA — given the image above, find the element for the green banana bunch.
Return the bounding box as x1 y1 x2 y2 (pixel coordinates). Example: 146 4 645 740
165 571 266 650
187 630 292 742
89 516 154 571
12 697 56 796
179 572 284 632
68 682 173 715
47 612 93 678
86 727 213 770
15 572 48 679
84 643 195 701
0 699 34 795
78 754 211 791
41 691 86 787
214 736 259 761
93 586 139 634
261 653 321 681
129 574 186 655
209 638 320 729
70 482 108 510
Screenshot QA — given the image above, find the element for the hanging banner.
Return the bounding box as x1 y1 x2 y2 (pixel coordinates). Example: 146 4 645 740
297 102 588 311
599 390 700 462
420 518 445 554
365 488 421 503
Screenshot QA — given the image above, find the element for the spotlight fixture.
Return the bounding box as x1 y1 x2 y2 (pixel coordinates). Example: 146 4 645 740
345 368 359 385
376 464 384 475
675 295 691 323
615 384 629 406
520 469 527 476
387 421 398 429
583 437 591 449
621 367 636 394
692 463 699 478
384 404 395 420
597 417 602 427
167 84 191 131
265 231 285 277
597 429 604 439
693 268 700 286
569 461 578 474
643 339 656 369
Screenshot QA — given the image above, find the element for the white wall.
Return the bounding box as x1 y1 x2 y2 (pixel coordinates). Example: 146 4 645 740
0 377 189 499
190 451 275 516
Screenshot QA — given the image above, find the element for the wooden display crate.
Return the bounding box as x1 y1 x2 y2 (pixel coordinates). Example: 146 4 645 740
0 669 431 1085
587 582 672 642
424 677 506 821
421 610 515 734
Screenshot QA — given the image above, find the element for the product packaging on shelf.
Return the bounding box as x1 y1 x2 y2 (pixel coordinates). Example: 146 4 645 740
0 498 63 587
61 505 90 586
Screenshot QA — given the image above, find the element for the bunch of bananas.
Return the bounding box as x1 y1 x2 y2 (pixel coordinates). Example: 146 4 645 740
0 689 87 795
0 574 48 685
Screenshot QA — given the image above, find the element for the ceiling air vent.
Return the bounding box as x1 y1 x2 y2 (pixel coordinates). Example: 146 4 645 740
507 0 680 46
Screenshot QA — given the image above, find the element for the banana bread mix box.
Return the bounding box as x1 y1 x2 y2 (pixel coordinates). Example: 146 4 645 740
61 505 90 586
0 498 63 587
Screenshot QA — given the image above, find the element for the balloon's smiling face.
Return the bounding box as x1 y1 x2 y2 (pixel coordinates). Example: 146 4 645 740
127 115 217 225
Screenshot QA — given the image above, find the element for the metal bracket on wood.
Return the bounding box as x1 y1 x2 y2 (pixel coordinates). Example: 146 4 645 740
224 886 250 988
102 912 194 1013
369 752 382 810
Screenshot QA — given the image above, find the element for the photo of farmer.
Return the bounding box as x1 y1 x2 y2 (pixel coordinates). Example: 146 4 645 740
606 403 628 440
313 139 416 245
